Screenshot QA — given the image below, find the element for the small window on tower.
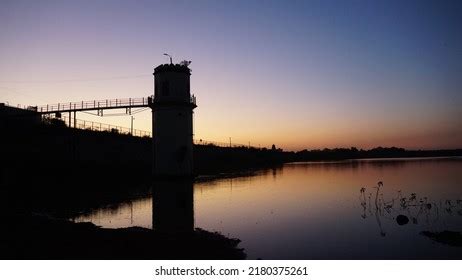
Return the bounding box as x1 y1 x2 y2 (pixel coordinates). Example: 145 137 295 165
162 81 170 96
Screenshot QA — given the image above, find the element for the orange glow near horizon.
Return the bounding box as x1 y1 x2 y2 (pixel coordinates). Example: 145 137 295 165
1 74 461 151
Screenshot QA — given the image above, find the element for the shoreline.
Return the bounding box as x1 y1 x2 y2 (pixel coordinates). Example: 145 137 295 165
1 212 246 260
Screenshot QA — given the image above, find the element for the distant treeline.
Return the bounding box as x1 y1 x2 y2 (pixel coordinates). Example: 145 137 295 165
194 144 286 175
191 142 462 176
291 147 462 161
198 144 462 163
189 137 461 163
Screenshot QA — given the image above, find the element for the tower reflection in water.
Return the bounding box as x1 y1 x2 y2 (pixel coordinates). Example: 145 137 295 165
152 179 194 233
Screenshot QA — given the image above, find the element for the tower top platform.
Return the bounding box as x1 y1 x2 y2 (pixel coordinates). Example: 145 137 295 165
154 64 191 75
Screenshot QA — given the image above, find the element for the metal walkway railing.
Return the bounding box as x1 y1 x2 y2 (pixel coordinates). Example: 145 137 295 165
32 97 150 114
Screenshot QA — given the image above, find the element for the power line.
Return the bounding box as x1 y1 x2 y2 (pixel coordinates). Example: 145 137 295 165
80 107 149 117
0 86 51 103
131 107 150 115
80 111 100 117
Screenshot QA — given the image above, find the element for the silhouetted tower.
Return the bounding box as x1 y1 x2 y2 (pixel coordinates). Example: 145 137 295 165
150 63 197 177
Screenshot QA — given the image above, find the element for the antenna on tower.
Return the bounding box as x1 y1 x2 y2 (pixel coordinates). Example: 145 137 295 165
163 53 173 64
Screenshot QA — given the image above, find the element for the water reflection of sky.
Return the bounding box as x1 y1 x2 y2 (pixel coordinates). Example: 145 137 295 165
75 158 462 259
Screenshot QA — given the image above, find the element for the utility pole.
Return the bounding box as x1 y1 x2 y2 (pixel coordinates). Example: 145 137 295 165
130 116 135 135
229 137 232 148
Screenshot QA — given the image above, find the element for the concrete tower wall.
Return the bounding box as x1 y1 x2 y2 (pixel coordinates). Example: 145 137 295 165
152 106 193 175
152 64 196 177
154 72 190 103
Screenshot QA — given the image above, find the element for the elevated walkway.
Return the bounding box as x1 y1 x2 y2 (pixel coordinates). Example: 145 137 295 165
31 97 150 114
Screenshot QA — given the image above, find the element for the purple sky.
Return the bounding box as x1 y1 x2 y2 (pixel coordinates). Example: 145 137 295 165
1 0 461 150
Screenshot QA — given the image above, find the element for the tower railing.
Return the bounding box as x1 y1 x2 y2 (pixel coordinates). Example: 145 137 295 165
190 95 196 105
151 94 196 105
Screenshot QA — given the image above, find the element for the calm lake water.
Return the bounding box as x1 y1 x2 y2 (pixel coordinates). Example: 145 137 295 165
74 157 462 259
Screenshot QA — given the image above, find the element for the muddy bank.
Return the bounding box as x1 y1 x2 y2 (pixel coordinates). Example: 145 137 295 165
421 231 462 247
1 212 246 260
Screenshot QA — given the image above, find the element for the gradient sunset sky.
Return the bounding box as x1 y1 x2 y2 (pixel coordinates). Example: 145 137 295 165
1 0 461 151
